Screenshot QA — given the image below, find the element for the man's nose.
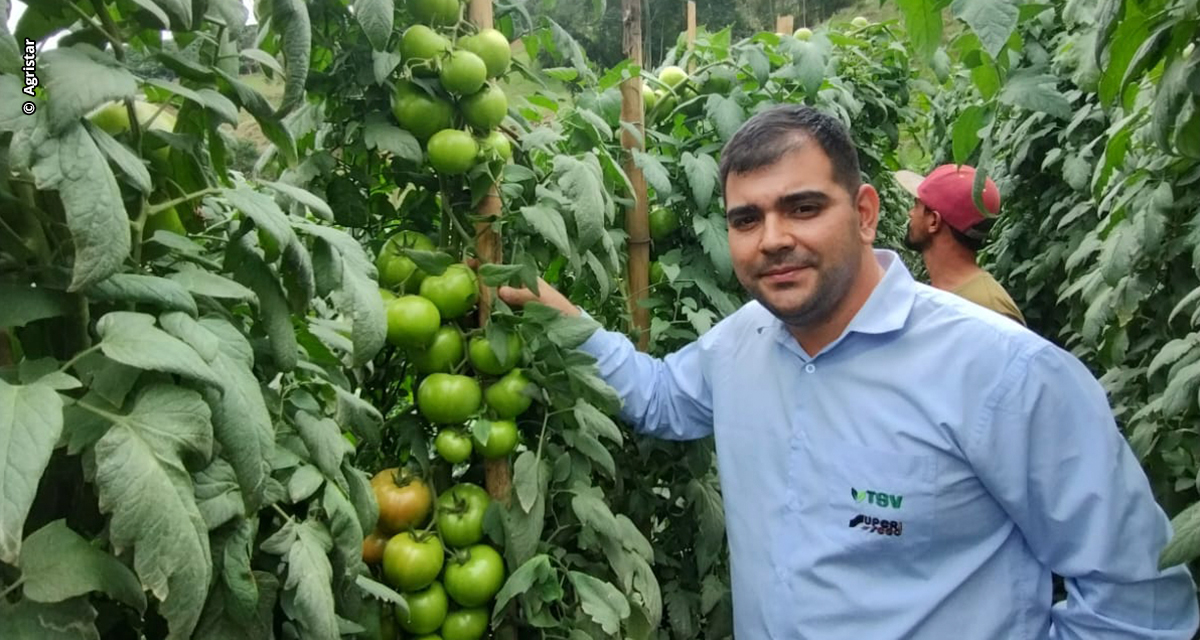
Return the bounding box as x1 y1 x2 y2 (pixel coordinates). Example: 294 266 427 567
759 212 795 254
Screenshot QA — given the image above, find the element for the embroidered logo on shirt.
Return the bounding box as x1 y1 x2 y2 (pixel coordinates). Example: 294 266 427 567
851 487 904 509
849 514 904 536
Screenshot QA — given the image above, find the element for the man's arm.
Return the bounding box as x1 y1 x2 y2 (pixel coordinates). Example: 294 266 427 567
967 344 1198 639
498 280 715 440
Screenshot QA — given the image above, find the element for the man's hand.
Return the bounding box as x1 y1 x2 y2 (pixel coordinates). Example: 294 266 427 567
497 278 581 317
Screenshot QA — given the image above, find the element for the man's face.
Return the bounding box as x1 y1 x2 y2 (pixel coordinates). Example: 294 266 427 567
724 142 875 328
903 200 933 252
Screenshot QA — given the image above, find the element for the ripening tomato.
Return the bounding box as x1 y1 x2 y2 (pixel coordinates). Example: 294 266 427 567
371 468 433 533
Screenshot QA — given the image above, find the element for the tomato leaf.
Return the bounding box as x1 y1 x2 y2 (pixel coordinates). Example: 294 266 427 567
264 519 338 640
492 554 561 618
194 569 278 640
520 203 572 257
0 598 100 640
229 237 299 371
193 457 245 531
896 0 943 63
1160 359 1200 417
950 0 1017 59
83 120 152 193
1160 501 1200 569
323 482 367 580
334 386 383 446
272 0 311 118
223 186 298 255
574 399 623 445
263 181 335 223
85 274 198 315
0 282 72 329
184 317 276 511
951 105 988 165
998 70 1071 119
364 119 422 163
342 461 379 534
92 384 213 639
555 154 607 252
289 465 325 503
353 0 393 51
41 46 136 133
632 149 672 196
1152 53 1196 152
166 267 256 301
96 312 223 387
372 50 403 85
704 94 745 142
567 430 616 478
335 255 387 366
569 572 630 634
693 213 733 281
355 575 408 610
0 380 64 564
30 123 130 291
1097 7 1149 106
294 411 353 492
513 450 541 514
681 151 719 212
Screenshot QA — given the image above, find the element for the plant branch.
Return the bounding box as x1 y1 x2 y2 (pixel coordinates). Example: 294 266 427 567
58 344 102 375
147 188 222 215
0 577 26 599
66 2 119 50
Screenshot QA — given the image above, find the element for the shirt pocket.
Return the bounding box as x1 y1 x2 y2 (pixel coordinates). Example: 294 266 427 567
811 440 937 555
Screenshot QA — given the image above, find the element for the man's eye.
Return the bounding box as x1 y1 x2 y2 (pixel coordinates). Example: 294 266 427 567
729 216 756 229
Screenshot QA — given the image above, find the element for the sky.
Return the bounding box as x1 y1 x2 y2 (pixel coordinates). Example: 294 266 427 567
7 0 260 48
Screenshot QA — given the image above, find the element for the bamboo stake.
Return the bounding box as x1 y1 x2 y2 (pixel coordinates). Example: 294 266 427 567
686 1 696 72
622 0 650 352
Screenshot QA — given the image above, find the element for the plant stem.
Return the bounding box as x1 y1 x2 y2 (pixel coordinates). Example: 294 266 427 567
67 2 119 49
0 577 26 599
58 344 102 374
147 188 221 216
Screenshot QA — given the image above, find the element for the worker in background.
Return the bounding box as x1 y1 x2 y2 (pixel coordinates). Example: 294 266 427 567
895 165 1026 325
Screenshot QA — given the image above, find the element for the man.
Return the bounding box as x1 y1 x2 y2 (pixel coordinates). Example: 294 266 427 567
895 164 1026 324
497 105 1198 638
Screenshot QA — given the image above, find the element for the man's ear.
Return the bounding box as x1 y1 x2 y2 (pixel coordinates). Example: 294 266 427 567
856 184 881 243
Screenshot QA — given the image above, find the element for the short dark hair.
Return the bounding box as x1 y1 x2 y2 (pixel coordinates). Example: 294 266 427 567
718 105 862 198
947 217 994 253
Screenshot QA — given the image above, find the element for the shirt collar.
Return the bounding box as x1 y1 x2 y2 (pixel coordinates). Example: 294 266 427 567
762 249 918 355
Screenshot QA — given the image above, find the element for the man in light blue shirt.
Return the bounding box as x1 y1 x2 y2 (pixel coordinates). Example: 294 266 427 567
497 105 1198 638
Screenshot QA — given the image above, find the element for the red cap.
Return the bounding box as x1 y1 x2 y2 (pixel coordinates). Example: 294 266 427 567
894 165 1000 237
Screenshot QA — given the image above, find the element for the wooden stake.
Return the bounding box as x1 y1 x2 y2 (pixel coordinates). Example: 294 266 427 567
777 15 794 34
468 0 512 508
622 0 651 352
686 1 697 72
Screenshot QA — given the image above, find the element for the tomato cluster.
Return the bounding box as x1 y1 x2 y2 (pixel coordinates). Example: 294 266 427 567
362 466 503 639
389 0 513 178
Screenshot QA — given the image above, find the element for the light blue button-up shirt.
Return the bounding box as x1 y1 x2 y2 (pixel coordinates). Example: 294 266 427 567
578 250 1198 639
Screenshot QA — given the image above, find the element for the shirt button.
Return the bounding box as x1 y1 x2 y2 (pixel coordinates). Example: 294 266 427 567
805 364 816 373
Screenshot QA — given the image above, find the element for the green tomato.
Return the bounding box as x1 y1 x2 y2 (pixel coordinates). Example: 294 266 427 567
436 482 490 547
401 24 452 61
386 295 442 349
440 50 488 95
441 608 489 640
460 84 508 130
435 429 473 464
383 532 445 592
794 27 813 41
443 545 506 607
410 326 465 374
479 130 512 162
483 369 534 420
648 206 680 240
397 581 449 635
418 373 483 424
473 419 518 459
467 333 522 376
459 28 511 78
419 264 479 319
851 16 870 28
377 230 436 290
427 129 480 175
657 65 687 89
392 81 455 140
